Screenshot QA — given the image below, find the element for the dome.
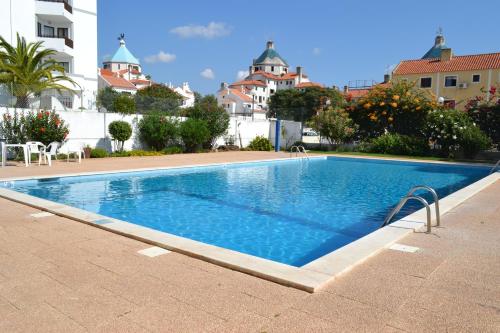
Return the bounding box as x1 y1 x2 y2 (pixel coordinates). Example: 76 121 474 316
109 37 140 65
254 41 288 67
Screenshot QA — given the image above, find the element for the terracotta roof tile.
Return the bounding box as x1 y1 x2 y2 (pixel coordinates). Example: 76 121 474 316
229 89 253 102
393 53 500 75
295 82 323 88
100 73 137 90
229 80 266 87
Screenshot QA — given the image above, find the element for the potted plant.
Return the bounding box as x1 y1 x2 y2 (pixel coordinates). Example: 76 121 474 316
83 145 92 159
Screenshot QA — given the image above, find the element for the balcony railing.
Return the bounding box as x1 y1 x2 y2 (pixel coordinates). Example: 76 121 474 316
37 34 74 49
37 0 72 13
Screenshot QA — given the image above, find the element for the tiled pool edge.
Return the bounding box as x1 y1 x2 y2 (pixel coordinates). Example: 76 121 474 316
0 158 497 292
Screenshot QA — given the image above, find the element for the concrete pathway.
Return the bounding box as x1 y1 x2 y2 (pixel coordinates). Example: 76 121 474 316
0 152 498 332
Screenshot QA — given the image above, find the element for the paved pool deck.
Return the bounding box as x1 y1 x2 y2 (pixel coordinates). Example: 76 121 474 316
0 152 498 332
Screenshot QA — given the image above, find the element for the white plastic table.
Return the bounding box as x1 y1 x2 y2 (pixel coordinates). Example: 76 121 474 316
1 143 29 167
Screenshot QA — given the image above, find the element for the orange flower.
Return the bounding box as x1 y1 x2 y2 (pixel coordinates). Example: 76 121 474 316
388 116 394 122
416 106 421 110
363 103 371 109
391 102 398 108
414 98 420 103
392 95 400 101
40 127 46 133
379 101 385 106
382 111 387 115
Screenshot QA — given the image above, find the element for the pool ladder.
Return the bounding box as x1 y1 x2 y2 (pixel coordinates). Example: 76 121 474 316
381 185 441 233
290 145 309 160
490 159 500 174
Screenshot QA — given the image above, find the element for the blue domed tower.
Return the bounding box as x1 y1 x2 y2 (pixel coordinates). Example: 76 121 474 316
250 41 289 75
422 29 449 59
103 34 141 74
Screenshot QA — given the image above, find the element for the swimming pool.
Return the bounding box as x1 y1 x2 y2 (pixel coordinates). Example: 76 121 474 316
2 156 489 267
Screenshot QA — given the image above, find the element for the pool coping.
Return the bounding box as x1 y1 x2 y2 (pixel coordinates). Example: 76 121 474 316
0 156 498 292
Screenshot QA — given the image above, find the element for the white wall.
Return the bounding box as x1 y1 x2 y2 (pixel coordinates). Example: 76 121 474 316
0 0 36 44
0 107 302 151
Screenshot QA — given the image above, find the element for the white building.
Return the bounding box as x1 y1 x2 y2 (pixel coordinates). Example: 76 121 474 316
217 41 323 118
171 82 195 108
0 0 98 110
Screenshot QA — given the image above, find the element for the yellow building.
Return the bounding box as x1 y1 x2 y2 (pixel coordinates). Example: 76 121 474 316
392 32 500 109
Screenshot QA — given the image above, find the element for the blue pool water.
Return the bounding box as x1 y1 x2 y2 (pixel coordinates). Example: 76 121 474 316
2 157 489 266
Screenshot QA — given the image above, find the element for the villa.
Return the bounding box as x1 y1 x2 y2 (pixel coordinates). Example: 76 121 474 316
98 35 195 108
217 41 323 118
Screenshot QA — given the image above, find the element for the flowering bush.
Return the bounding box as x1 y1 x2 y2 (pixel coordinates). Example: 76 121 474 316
24 110 69 145
464 86 499 144
348 81 437 139
247 136 273 151
424 109 490 157
0 111 27 145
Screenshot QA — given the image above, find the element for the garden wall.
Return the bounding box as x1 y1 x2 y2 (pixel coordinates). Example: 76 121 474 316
0 108 302 151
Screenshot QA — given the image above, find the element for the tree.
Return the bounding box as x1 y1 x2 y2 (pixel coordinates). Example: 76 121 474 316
113 94 136 115
179 119 210 152
185 95 229 149
308 107 358 145
348 81 437 139
108 120 132 151
96 87 118 112
268 87 344 121
135 83 182 113
0 34 77 108
465 86 500 144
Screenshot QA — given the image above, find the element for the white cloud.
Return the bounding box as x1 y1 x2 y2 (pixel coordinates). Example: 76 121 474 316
312 47 321 55
200 68 215 80
170 22 231 39
236 70 249 81
144 51 176 64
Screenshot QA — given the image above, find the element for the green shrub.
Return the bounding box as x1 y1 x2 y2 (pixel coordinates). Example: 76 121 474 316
138 113 178 151
162 146 183 155
460 126 491 158
112 94 136 115
109 150 164 157
0 111 27 148
108 120 132 151
179 119 210 152
90 148 108 158
184 95 229 148
248 136 273 151
368 133 429 156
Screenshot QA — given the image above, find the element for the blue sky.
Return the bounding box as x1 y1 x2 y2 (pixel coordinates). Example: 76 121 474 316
98 0 500 95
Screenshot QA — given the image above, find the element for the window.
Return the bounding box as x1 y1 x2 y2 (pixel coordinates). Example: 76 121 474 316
420 77 432 88
43 25 54 37
444 76 457 87
58 62 70 73
37 23 42 36
472 74 481 83
271 66 274 71
57 28 68 38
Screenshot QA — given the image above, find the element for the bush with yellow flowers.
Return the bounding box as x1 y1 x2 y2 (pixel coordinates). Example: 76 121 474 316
348 81 438 139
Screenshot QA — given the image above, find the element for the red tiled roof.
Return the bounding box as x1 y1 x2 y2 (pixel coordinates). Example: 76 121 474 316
130 79 151 85
344 82 392 99
295 82 323 88
251 71 279 80
230 89 253 102
100 73 137 90
99 68 114 76
229 80 266 87
393 53 500 75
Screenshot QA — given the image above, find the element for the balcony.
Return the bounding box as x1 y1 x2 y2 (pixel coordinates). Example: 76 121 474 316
37 34 74 57
36 0 73 22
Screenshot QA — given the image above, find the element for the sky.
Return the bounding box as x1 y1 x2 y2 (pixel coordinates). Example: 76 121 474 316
97 0 500 95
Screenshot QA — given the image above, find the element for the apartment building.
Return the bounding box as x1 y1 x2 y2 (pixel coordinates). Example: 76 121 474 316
0 0 98 110
392 32 500 109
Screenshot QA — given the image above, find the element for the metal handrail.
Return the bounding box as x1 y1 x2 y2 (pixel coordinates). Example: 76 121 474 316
289 145 309 159
406 185 440 227
382 195 432 233
490 159 500 174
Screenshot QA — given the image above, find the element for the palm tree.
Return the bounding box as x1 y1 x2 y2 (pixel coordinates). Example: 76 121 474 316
0 33 77 108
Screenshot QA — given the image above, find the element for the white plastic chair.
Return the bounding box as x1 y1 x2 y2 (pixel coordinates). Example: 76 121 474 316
44 142 60 167
26 141 46 165
61 141 84 163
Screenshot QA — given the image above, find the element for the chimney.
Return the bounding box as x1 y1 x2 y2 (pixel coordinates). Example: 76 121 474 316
296 66 303 83
440 48 452 61
266 40 274 49
383 74 390 83
343 85 349 93
220 82 228 90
